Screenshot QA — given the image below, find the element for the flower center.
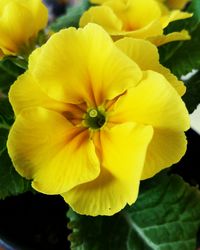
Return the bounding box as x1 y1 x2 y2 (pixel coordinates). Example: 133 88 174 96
84 108 106 129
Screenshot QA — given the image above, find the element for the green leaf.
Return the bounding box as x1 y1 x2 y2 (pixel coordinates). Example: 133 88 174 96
0 97 14 128
182 71 200 113
0 127 32 199
0 58 24 94
50 0 91 31
0 98 32 199
159 0 200 78
0 149 32 200
7 57 28 70
67 172 200 250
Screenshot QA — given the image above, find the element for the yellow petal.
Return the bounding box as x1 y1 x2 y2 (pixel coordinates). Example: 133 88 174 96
141 129 187 179
20 0 48 36
155 61 186 95
149 30 191 46
161 10 192 28
0 2 34 49
90 0 108 3
116 37 160 69
0 0 47 56
115 37 185 95
0 27 17 55
9 71 69 115
112 20 163 40
80 6 123 33
83 0 163 40
63 123 153 216
105 0 161 31
100 123 153 191
7 107 100 194
29 24 142 106
80 0 191 46
110 70 190 131
0 0 8 13
63 168 130 216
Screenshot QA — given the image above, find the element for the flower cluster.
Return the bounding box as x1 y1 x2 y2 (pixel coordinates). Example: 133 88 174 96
1 0 190 216
80 0 192 46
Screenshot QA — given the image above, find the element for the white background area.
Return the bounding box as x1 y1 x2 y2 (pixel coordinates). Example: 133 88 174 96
181 70 200 134
191 105 200 134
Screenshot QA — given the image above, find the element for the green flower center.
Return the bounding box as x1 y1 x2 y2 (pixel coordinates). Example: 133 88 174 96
85 108 106 129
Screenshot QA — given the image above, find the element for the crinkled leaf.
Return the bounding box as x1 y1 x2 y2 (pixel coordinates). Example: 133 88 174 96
50 0 91 31
159 0 200 78
67 172 200 250
183 71 200 113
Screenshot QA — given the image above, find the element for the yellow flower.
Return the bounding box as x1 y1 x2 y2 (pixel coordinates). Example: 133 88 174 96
7 24 189 216
0 0 48 59
81 0 192 46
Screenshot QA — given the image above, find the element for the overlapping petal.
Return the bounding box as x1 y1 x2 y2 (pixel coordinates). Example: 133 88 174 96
9 72 68 115
115 37 186 95
29 24 142 106
110 70 189 131
109 70 189 178
141 129 187 179
148 30 190 46
7 107 100 194
80 0 163 40
79 6 123 33
160 10 192 28
63 123 153 216
99 123 153 189
80 0 192 45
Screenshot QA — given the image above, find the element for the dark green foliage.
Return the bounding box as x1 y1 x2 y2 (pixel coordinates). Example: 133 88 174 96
67 172 200 250
183 71 200 113
0 98 32 199
0 97 14 128
159 0 200 78
0 58 24 94
0 149 32 200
